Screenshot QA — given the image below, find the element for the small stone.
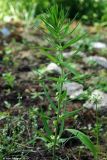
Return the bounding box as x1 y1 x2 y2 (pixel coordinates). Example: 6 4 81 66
1 27 11 37
83 90 107 112
62 51 74 58
83 56 107 69
63 82 84 99
91 42 106 49
46 63 61 74
88 124 92 130
3 16 13 22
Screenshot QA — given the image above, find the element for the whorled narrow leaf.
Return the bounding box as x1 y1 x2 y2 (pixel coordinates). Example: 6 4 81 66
41 81 57 112
40 110 52 137
60 108 82 120
62 34 86 50
61 61 80 76
41 50 59 64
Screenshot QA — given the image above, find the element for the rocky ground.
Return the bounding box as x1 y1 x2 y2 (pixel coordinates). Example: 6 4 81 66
0 21 107 159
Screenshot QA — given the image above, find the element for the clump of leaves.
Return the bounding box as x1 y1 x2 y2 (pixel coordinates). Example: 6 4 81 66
2 72 15 88
37 5 97 160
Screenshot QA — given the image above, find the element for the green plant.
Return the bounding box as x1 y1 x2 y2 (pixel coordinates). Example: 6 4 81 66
92 96 102 159
0 0 49 22
37 5 97 159
55 0 107 24
2 72 15 88
31 91 44 100
0 110 38 159
0 116 25 159
0 0 107 25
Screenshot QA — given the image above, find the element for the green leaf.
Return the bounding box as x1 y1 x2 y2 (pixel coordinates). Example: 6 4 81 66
41 50 58 64
58 138 68 143
61 61 80 76
66 129 98 159
60 108 82 120
59 91 67 103
0 112 8 120
48 77 59 82
72 73 91 83
36 130 51 143
62 35 84 50
40 110 52 137
39 46 55 51
41 81 57 112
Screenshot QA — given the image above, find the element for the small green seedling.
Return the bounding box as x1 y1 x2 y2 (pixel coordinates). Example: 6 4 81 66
37 5 97 160
2 72 15 88
31 91 44 100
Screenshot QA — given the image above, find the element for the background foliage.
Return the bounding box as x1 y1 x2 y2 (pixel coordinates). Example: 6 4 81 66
0 0 107 24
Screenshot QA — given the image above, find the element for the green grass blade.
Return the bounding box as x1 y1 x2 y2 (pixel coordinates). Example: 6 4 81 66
61 62 80 76
66 129 98 159
36 130 51 143
62 34 85 50
41 82 57 112
40 110 52 137
60 108 82 120
41 50 59 64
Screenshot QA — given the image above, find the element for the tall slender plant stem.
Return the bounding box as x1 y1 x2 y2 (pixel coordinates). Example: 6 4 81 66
95 101 100 159
53 51 65 160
